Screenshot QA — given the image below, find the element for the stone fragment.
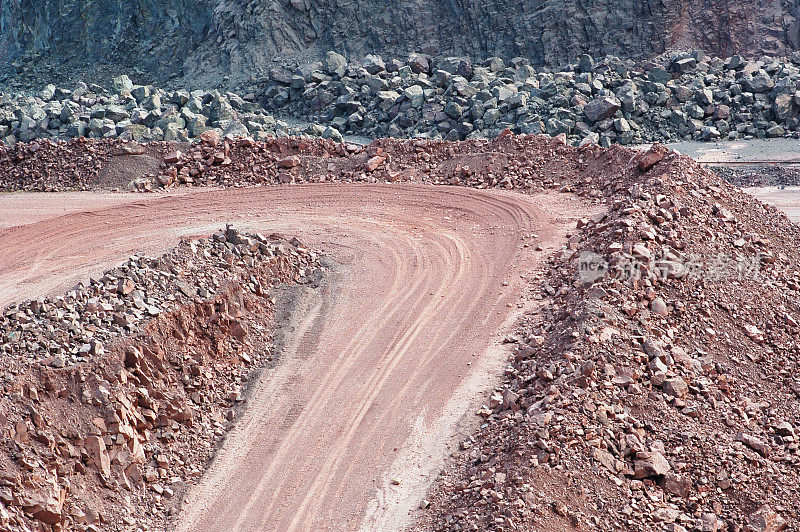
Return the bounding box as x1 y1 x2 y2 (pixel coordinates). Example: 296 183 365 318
633 451 671 478
660 473 691 497
746 506 788 532
583 97 621 123
737 433 770 456
85 435 111 477
279 156 301 169
323 51 348 77
112 75 133 94
651 297 668 316
663 377 688 399
362 54 385 75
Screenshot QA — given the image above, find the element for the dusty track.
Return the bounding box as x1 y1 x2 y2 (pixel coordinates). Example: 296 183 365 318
745 186 800 222
0 184 589 531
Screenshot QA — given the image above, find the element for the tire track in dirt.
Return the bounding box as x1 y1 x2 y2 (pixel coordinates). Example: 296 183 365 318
0 184 591 531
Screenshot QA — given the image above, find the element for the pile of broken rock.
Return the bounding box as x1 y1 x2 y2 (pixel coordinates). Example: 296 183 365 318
7 49 800 151
0 227 324 530
423 142 800 531
1 131 798 531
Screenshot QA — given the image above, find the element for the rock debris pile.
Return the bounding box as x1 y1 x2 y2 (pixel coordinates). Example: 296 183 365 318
0 77 309 147
259 50 800 144
9 50 800 150
0 227 323 530
421 142 800 531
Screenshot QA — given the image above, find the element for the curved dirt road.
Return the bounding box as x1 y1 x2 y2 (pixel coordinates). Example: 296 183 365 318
0 184 589 531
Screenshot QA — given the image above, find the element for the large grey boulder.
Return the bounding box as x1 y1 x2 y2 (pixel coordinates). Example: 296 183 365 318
323 51 348 77
112 75 133 94
362 54 385 75
583 96 621 122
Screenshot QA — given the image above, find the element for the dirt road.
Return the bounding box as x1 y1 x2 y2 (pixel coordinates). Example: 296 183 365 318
0 184 589 531
745 186 800 222
667 138 800 164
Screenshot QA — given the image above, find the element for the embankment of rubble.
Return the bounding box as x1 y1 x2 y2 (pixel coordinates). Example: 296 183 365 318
0 227 324 530
422 144 800 531
1 132 799 530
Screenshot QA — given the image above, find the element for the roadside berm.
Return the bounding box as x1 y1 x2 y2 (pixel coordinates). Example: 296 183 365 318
0 228 323 530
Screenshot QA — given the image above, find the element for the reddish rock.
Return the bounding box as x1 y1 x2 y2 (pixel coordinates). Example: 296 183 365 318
746 505 788 531
662 376 688 399
364 155 386 172
164 150 182 164
737 432 771 456
660 472 691 497
85 435 111 477
633 451 670 478
199 130 221 147
279 155 301 168
638 144 668 172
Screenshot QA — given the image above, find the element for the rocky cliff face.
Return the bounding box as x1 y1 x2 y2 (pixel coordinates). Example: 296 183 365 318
187 0 800 84
0 0 212 84
2 0 800 87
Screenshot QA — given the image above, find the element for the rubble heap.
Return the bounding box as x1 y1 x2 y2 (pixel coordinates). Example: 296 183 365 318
1 132 798 530
0 227 324 530
0 79 310 147
422 143 800 530
8 50 800 150
260 50 800 144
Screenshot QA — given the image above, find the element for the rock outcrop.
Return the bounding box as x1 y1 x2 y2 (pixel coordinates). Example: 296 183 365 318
2 0 800 87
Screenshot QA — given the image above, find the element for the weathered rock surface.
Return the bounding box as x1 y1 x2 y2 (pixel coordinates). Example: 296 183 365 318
2 0 799 88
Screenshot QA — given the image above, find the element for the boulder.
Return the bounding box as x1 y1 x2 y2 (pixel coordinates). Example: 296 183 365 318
84 435 111 477
583 97 621 123
746 506 788 532
633 451 671 478
659 472 691 497
662 376 688 399
323 51 348 77
774 93 796 120
112 75 134 94
362 54 385 75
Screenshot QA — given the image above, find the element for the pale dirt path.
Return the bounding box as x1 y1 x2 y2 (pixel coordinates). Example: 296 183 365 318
667 139 800 163
0 190 165 230
0 184 591 531
745 186 800 222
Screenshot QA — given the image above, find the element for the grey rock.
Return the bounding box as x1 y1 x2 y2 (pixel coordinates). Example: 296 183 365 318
774 93 796 120
649 68 671 84
577 54 594 73
131 85 151 102
40 84 56 101
223 120 249 137
112 75 133 94
743 74 774 94
362 54 385 75
673 57 696 73
583 96 621 122
408 53 430 74
403 85 425 108
323 51 348 77
104 105 129 122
